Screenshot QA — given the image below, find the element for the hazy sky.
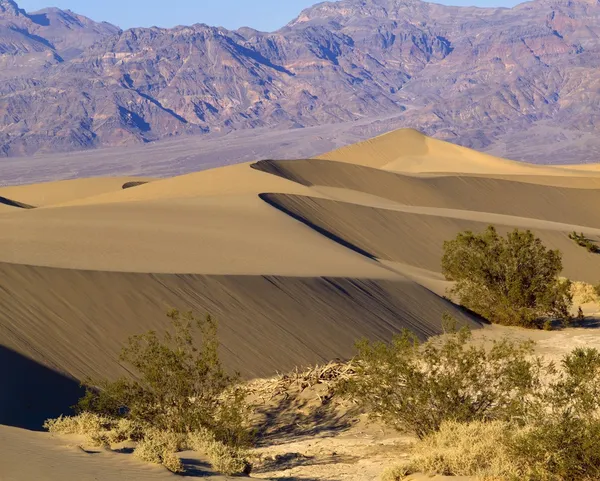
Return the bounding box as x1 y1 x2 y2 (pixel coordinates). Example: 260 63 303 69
17 0 524 31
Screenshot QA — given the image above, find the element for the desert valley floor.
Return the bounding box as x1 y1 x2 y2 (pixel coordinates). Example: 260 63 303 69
2 128 600 480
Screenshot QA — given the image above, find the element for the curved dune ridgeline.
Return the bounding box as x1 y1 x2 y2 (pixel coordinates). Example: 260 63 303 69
2 128 600 430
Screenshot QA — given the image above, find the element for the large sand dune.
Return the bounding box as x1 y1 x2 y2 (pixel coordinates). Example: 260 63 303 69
2 128 600 477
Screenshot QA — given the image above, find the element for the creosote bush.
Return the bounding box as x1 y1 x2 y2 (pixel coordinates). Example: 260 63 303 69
377 336 600 481
342 326 543 439
442 226 572 328
46 309 252 475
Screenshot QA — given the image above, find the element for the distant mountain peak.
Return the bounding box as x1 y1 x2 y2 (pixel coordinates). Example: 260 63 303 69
0 0 23 16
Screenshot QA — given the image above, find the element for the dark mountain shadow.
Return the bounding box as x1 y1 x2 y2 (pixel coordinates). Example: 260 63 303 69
0 346 83 430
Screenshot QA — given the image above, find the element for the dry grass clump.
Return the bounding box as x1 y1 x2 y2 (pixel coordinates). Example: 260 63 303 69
569 280 600 305
380 463 414 481
134 429 186 473
46 414 250 475
409 421 519 480
44 413 140 447
187 429 251 476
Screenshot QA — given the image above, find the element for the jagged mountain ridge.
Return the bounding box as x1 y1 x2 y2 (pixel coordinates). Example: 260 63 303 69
1 0 600 162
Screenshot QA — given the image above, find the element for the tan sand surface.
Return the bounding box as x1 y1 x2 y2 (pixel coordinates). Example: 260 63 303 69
0 194 395 275
0 176 153 208
315 128 600 177
0 425 227 480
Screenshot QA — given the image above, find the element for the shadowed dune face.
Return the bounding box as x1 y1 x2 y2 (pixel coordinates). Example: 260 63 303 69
0 263 479 384
0 346 83 430
0 196 35 209
253 159 600 229
2 129 600 429
261 194 600 283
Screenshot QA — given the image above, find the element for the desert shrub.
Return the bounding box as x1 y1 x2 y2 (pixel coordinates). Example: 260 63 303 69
510 417 600 481
407 417 600 481
383 347 600 481
568 231 600 253
442 226 572 327
47 309 253 474
342 327 544 439
545 347 600 417
77 309 251 447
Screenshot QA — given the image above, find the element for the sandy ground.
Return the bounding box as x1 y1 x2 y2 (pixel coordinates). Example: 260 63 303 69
2 128 600 480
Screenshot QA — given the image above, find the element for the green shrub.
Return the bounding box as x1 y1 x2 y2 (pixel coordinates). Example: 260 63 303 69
442 226 572 327
569 231 600 254
383 346 600 481
77 309 251 448
511 417 600 481
48 309 253 475
342 327 544 439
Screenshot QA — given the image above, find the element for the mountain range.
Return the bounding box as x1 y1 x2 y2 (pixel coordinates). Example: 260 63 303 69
1 0 600 162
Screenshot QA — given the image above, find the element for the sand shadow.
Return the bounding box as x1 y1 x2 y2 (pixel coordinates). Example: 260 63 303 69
0 346 83 430
254 394 355 448
122 181 149 189
0 196 36 209
179 458 215 477
259 193 377 261
570 316 600 329
254 452 358 474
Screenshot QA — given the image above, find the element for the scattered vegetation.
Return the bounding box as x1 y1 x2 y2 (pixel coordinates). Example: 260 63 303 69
342 326 543 439
442 225 572 328
368 328 600 481
569 231 600 253
45 310 252 475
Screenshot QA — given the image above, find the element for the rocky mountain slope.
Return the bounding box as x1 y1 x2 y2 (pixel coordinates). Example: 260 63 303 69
1 0 600 162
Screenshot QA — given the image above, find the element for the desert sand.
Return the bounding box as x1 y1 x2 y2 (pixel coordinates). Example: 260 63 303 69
2 129 600 479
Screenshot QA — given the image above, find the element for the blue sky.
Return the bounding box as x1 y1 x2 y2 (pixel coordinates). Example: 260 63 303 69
17 0 524 31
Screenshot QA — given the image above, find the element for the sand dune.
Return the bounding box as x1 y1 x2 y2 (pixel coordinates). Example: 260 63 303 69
253 159 600 228
262 194 600 283
315 128 600 177
2 128 600 442
0 176 153 208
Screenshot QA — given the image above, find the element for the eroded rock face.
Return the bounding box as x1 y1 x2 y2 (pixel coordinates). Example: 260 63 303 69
1 0 600 161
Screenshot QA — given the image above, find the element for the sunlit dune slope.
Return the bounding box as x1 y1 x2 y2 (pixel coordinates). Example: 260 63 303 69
53 162 315 208
0 176 153 208
0 194 392 276
315 128 600 177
